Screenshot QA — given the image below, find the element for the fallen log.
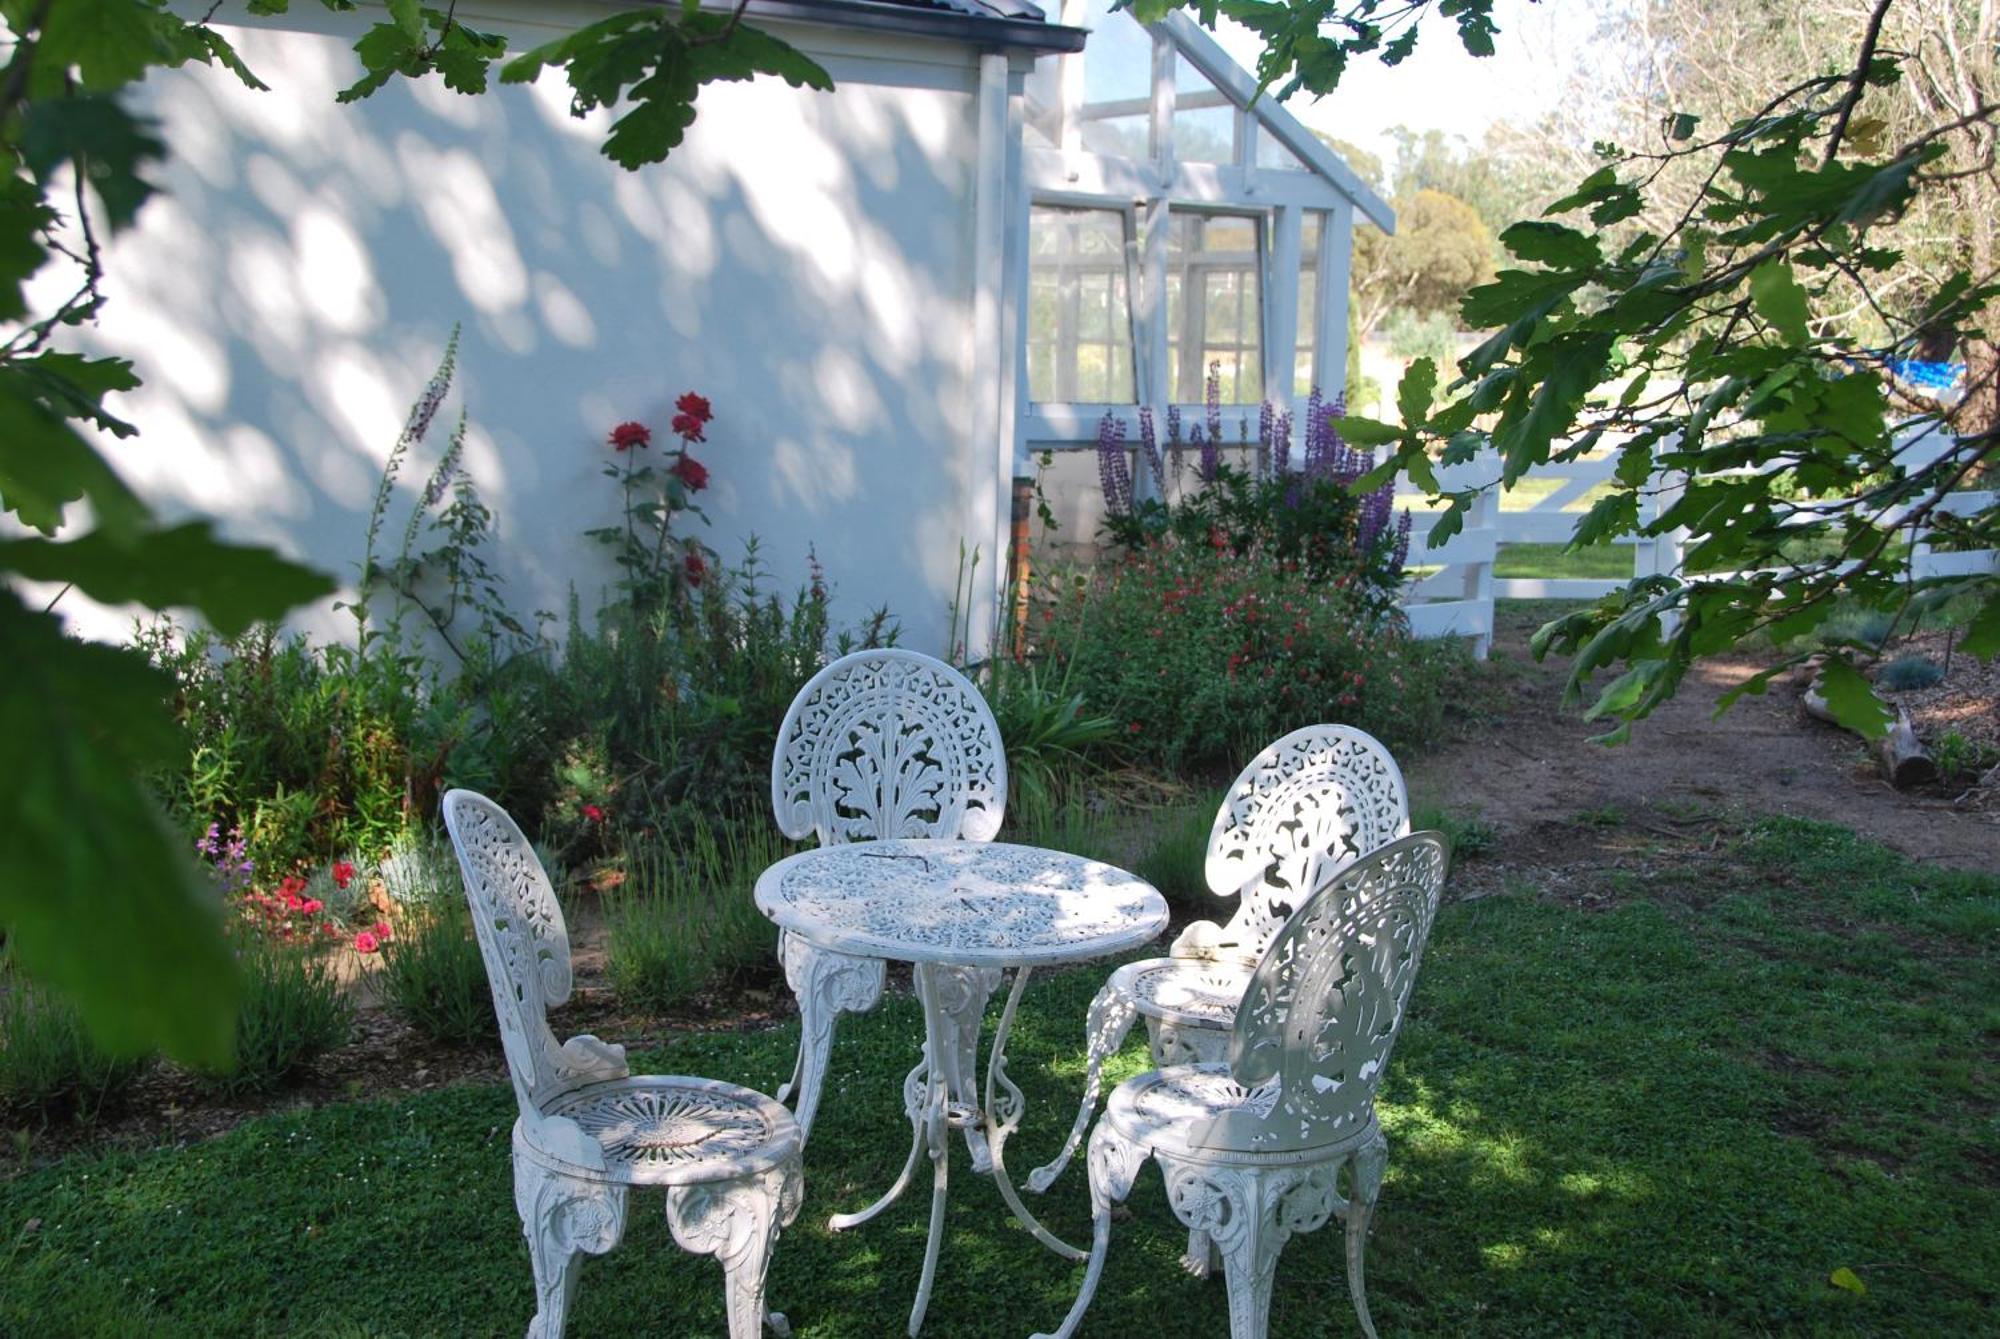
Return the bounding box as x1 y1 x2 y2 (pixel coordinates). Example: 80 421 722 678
1802 677 1939 789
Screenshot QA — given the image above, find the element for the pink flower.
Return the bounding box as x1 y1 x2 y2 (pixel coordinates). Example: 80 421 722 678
301 898 324 915
373 920 393 942
670 454 709 492
581 803 606 824
353 930 380 954
609 421 651 452
332 860 355 890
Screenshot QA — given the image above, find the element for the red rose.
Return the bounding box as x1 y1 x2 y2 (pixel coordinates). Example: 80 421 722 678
609 421 651 451
670 454 709 491
675 392 712 423
684 549 708 587
670 412 706 443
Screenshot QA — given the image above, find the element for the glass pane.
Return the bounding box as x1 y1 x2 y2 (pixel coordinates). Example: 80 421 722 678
1255 124 1311 171
1295 211 1323 395
1025 55 1060 148
1073 0 1155 160
1172 59 1236 166
1164 211 1263 404
1028 205 1136 404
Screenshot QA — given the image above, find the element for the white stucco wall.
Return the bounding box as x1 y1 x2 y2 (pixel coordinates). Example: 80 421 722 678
48 6 1001 655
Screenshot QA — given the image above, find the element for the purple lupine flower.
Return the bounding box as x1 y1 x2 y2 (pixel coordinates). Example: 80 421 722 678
1096 411 1132 517
1165 405 1185 486
1195 424 1219 485
1138 406 1165 497
1257 401 1275 480
1274 410 1293 477
1205 361 1223 449
1390 509 1413 578
1304 386 1326 477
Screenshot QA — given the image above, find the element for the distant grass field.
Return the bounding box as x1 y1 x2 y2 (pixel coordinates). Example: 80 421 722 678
1493 542 1634 580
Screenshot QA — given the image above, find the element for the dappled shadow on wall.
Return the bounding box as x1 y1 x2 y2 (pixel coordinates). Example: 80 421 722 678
67 23 988 650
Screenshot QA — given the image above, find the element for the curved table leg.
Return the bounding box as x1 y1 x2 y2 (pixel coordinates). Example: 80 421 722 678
985 967 1087 1261
828 1054 930 1232
778 932 886 1141
909 963 956 1337
931 964 1003 1173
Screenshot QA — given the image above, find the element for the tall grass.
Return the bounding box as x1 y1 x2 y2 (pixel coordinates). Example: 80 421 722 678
209 942 353 1097
0 963 150 1121
379 894 493 1043
604 819 789 1014
1133 793 1221 910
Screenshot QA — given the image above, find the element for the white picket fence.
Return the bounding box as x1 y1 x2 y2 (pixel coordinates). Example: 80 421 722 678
1392 432 1994 660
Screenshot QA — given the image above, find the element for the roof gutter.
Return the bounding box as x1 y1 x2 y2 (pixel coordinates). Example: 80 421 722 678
745 0 1086 53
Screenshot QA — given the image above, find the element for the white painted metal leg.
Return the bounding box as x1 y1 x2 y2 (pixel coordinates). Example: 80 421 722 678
512 1151 628 1339
1031 1121 1149 1339
908 963 955 1337
1029 978 1138 1194
778 932 886 1140
666 1159 806 1339
827 1056 929 1232
1346 1130 1388 1339
984 967 1085 1260
931 963 1002 1172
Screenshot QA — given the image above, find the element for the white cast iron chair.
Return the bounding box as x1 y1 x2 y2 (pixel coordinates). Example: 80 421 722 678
1033 830 1450 1339
442 790 804 1339
768 648 1008 1145
1031 725 1408 1198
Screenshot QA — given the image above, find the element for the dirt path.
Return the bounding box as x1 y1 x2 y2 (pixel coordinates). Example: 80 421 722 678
1405 604 1998 874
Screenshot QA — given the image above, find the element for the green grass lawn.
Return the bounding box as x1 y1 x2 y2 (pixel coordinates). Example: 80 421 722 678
2 818 1994 1336
1492 543 1636 581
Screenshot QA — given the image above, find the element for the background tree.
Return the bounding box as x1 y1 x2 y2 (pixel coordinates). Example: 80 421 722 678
1320 131 1498 342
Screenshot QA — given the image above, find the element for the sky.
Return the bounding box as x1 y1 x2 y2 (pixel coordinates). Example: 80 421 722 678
1207 0 1592 168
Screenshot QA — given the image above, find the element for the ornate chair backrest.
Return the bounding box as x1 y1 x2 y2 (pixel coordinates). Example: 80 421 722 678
771 649 1007 847
1197 831 1448 1155
441 789 583 1122
1195 725 1410 964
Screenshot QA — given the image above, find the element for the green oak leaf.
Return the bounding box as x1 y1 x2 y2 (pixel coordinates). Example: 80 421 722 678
1749 260 1811 345
1816 657 1892 739
0 522 334 635
0 591 238 1067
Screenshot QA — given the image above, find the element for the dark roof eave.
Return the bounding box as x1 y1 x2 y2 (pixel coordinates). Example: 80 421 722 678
745 0 1087 53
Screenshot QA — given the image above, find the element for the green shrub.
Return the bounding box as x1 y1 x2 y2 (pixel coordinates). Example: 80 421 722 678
1040 539 1464 775
1877 653 1945 691
0 966 149 1121
378 895 493 1043
1134 796 1221 911
210 942 352 1097
605 819 788 1014
978 654 1118 819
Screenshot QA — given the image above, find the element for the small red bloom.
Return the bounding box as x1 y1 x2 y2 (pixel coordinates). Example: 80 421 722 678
373 920 394 942
670 412 706 442
670 454 709 491
581 803 606 824
353 930 380 954
675 392 712 423
609 421 652 451
685 549 708 587
302 898 324 915
332 860 355 890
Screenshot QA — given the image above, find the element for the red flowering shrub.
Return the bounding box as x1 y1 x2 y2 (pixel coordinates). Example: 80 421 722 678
1040 535 1461 773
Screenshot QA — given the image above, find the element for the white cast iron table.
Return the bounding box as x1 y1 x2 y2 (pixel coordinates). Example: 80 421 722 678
755 838 1168 1336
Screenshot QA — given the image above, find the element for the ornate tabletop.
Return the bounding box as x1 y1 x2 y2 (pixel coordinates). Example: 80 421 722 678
754 839 1168 968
